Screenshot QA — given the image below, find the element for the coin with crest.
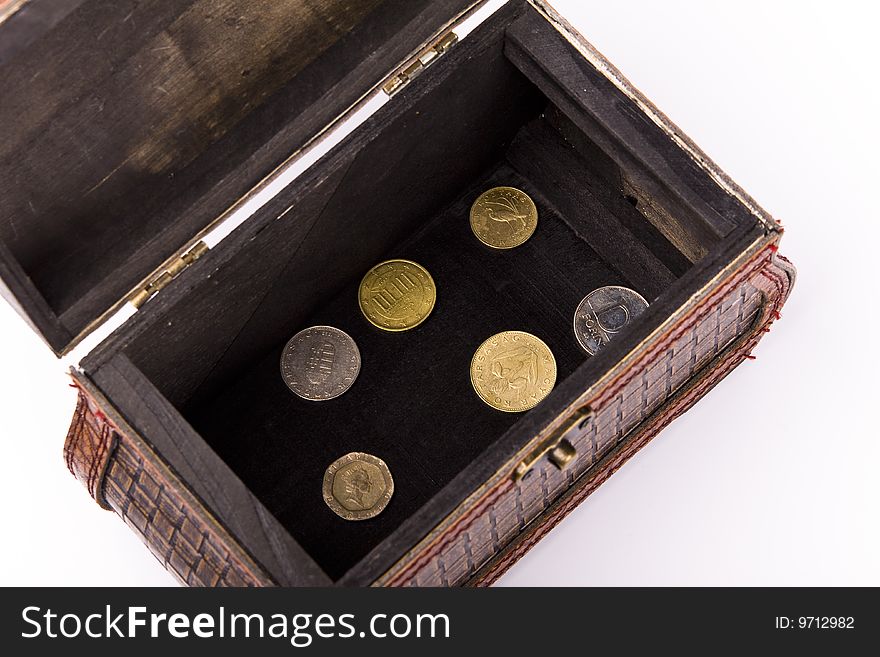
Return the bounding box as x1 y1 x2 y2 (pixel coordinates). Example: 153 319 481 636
280 326 360 401
469 186 538 249
359 259 436 331
323 452 394 521
573 286 649 355
470 330 557 412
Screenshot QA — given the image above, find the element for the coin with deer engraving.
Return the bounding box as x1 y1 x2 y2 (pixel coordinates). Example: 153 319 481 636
573 286 649 356
358 259 436 331
469 186 538 249
323 452 394 521
470 331 557 412
280 326 360 401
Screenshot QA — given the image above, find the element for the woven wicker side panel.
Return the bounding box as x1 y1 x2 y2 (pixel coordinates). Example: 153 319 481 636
64 390 271 587
389 252 792 587
64 392 116 509
102 441 267 587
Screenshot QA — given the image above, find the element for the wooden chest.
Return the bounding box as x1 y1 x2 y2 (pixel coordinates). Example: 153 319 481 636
0 0 794 585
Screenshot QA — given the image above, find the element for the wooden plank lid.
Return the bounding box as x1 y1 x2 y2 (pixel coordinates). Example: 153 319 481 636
0 0 476 354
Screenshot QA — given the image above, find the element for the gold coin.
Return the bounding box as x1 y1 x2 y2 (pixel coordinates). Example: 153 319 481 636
323 452 394 521
358 259 436 331
469 186 538 249
470 331 557 412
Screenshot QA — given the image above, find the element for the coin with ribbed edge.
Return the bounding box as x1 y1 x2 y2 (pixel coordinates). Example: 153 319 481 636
280 326 360 401
323 452 394 521
573 286 649 355
358 259 436 331
469 186 538 249
470 330 557 412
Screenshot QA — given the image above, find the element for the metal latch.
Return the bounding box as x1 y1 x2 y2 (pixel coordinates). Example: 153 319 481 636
130 241 209 309
382 31 458 96
513 405 593 481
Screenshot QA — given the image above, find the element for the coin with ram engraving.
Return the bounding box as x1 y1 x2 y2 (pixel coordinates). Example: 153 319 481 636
573 286 649 356
323 452 394 521
470 330 557 412
280 326 360 401
359 259 436 331
469 186 538 249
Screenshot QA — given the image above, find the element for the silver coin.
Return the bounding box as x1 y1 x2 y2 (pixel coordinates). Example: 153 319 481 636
573 286 649 355
280 326 361 401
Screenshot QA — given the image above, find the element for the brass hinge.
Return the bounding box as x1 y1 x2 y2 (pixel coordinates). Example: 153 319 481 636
382 31 458 96
129 241 209 309
513 405 593 481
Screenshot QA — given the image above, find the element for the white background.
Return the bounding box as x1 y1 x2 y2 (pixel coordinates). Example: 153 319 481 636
0 0 877 586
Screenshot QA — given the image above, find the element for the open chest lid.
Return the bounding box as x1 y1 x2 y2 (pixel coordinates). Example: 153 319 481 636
0 0 481 355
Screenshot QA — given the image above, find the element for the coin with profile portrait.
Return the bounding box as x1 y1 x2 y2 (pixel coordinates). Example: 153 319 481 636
323 452 394 521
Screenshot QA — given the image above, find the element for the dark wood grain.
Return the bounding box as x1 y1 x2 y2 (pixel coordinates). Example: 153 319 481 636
0 0 477 354
0 0 86 65
504 11 752 261
507 118 678 300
